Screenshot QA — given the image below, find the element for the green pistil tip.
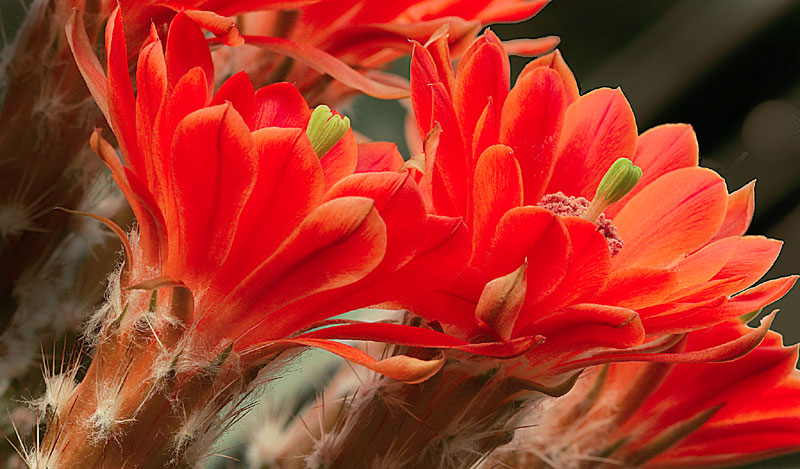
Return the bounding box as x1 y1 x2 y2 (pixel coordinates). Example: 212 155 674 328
583 157 642 221
306 104 350 158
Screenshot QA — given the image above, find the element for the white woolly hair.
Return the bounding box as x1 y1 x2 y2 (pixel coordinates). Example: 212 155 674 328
29 359 81 418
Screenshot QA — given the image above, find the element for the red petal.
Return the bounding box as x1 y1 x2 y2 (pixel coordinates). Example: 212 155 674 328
645 277 797 334
557 311 780 372
471 98 500 164
182 9 244 46
547 88 638 198
251 81 311 129
106 8 141 170
320 130 359 189
135 26 167 176
302 321 546 360
165 12 214 95
486 207 571 302
355 142 404 173
244 338 444 384
597 267 679 310
613 167 728 269
151 66 209 211
66 9 109 122
475 264 527 341
410 41 440 137
522 303 644 352
709 180 756 243
90 131 166 264
392 216 473 331
423 25 455 97
499 67 565 204
429 82 470 217
470 145 523 268
324 171 427 272
213 127 324 292
518 49 579 106
476 0 549 22
502 36 561 57
165 105 257 289
336 215 473 334
670 236 739 290
708 236 782 295
453 30 509 154
523 216 611 328
206 197 387 341
210 71 256 125
605 124 699 219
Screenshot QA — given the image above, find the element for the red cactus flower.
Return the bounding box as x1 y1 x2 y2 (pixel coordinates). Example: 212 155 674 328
110 0 556 104
288 32 797 468
389 29 797 382
36 8 528 468
229 0 556 101
495 320 800 468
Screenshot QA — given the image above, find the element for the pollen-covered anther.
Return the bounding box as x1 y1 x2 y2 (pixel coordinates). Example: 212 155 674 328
538 192 624 255
306 104 350 157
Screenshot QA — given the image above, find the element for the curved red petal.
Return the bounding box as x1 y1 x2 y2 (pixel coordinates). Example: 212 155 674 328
210 71 256 125
165 104 257 289
486 207 571 303
243 35 410 99
324 171 427 272
453 34 509 153
106 8 141 170
499 67 566 204
709 180 756 243
207 197 387 341
251 81 311 129
470 145 523 268
214 127 324 293
547 87 638 199
605 123 699 219
518 49 579 106
614 167 728 269
355 142 405 173
523 303 644 353
165 12 214 95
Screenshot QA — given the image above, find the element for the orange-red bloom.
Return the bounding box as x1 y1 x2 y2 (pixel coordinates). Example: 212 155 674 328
497 321 800 468
229 0 555 101
66 6 506 381
38 9 530 467
112 0 555 103
385 30 797 382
